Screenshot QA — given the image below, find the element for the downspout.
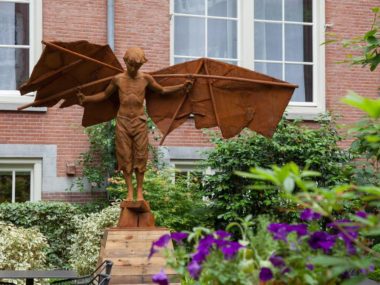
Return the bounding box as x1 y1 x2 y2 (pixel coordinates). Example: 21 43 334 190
107 0 115 50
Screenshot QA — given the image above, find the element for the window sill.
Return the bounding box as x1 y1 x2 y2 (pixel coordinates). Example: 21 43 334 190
0 95 47 112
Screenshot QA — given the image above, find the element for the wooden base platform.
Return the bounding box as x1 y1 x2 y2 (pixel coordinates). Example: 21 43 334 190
98 227 179 285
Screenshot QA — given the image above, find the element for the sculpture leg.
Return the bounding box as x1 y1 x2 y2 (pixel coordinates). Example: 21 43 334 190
136 170 145 201
122 170 134 201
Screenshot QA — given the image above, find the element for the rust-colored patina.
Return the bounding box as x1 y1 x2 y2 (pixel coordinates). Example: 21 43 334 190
18 41 297 208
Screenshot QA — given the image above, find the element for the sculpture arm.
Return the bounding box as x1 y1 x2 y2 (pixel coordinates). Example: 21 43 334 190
145 74 192 94
78 78 117 105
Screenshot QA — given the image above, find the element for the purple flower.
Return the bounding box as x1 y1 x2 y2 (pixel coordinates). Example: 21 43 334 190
191 248 210 264
267 223 289 241
215 230 231 239
187 261 202 280
171 232 188 243
148 245 158 259
306 264 314 271
308 231 336 253
269 255 285 268
356 211 368 219
149 234 171 259
259 267 273 282
268 223 308 241
287 224 308 237
282 267 291 274
198 235 215 249
152 270 168 285
153 234 171 248
220 241 244 260
300 208 322 221
328 220 359 255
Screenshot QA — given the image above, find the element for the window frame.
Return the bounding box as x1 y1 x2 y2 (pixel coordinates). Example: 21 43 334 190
0 158 42 202
0 0 43 107
170 0 326 119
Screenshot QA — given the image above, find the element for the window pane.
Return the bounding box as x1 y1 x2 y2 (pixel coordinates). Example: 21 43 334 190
0 2 29 45
285 64 313 102
285 24 313 62
254 22 282 61
15 171 30 202
285 0 313 22
254 62 283 79
254 0 282 21
207 19 237 59
0 171 12 203
208 0 237 18
174 16 205 57
174 0 205 15
174 57 197 64
0 47 29 90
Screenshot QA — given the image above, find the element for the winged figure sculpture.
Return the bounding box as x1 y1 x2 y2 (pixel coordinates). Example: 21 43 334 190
18 40 297 205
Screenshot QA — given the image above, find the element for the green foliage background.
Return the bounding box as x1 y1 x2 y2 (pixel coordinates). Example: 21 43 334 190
0 202 96 268
202 117 352 227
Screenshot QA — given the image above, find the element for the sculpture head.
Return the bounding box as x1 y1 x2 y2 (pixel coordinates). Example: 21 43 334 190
123 47 147 78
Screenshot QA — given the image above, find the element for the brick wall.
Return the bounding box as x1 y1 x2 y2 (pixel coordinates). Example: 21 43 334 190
2 0 380 201
325 0 380 147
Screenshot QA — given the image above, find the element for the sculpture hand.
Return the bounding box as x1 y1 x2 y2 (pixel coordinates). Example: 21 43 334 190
184 79 194 93
76 88 86 106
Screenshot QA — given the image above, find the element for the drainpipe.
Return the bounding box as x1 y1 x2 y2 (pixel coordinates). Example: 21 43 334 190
107 0 115 50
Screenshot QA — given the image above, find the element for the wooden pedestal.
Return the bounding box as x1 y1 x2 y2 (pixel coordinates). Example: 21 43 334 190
98 228 178 285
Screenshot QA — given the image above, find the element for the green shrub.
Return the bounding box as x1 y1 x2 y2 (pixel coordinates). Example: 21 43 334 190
202 117 352 227
68 205 119 275
0 202 81 268
0 221 49 270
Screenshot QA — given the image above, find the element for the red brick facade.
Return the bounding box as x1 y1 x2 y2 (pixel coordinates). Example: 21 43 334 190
1 0 380 201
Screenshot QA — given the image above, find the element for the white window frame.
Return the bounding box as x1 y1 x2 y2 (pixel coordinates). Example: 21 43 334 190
0 0 43 105
0 158 42 202
170 0 326 119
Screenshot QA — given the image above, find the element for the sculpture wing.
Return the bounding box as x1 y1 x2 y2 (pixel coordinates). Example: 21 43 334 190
146 58 297 144
18 40 123 127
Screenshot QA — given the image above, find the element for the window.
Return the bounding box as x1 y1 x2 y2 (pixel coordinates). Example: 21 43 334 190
173 0 238 64
0 0 42 105
171 0 325 117
0 159 42 202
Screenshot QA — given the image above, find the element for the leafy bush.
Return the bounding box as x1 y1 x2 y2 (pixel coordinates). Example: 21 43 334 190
68 205 119 275
202 117 352 226
0 221 49 270
0 202 82 268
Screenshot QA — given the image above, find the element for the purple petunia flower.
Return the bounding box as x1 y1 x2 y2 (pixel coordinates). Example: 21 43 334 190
220 241 244 260
267 223 290 241
306 263 314 271
269 255 285 268
287 224 308 238
282 267 291 274
308 231 336 253
328 220 359 255
153 234 171 248
152 269 169 285
215 230 231 239
148 245 159 260
171 232 188 243
300 208 322 221
259 267 273 281
187 260 202 280
356 211 368 219
268 223 308 241
148 234 171 259
191 247 210 264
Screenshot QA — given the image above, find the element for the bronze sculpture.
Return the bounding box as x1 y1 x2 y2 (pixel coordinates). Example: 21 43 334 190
76 47 192 201
18 41 297 205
